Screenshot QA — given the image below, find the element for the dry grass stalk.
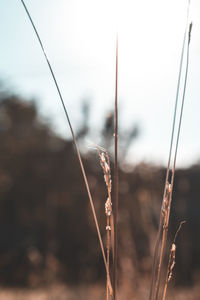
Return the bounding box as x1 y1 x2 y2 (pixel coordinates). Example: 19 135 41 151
156 21 192 299
98 149 114 300
162 221 186 300
150 8 192 299
154 182 172 300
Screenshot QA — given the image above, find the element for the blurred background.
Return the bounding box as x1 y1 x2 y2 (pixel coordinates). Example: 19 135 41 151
0 0 200 299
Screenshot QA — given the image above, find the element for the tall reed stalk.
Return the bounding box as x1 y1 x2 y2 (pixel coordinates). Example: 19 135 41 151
113 33 119 300
149 9 192 298
149 2 192 298
149 3 192 297
154 22 192 300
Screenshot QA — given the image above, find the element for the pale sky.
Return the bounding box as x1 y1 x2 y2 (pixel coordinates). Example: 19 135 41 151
1 0 200 166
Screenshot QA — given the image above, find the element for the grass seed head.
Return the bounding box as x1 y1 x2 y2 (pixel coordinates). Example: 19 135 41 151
105 197 112 217
168 243 176 282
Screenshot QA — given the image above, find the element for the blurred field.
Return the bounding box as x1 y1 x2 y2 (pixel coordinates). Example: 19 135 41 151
0 283 199 300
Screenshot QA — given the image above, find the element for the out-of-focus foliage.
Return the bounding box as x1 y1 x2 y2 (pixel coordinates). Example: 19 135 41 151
0 93 103 286
0 91 199 289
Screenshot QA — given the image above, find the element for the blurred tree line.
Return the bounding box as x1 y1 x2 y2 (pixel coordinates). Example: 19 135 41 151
0 89 199 289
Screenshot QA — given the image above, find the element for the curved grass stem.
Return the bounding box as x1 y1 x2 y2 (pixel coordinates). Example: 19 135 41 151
19 0 113 295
